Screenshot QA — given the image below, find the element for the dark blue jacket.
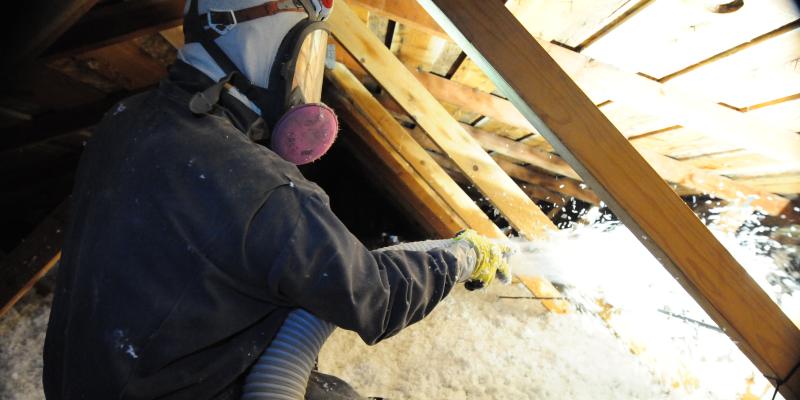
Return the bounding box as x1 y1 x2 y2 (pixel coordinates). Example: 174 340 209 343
43 62 459 399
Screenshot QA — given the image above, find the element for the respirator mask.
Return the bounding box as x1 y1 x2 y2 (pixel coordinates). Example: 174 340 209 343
184 0 338 165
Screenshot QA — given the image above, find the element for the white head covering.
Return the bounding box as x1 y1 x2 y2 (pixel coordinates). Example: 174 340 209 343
178 0 308 90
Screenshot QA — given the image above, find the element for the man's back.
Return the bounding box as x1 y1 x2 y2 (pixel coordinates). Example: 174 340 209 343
43 66 461 399
43 80 308 399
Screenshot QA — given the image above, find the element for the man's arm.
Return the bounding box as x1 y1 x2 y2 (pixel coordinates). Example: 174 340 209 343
246 185 460 344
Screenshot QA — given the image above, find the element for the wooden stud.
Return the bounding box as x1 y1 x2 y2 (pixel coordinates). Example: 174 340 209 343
0 201 69 318
325 63 504 238
329 0 555 239
416 1 800 397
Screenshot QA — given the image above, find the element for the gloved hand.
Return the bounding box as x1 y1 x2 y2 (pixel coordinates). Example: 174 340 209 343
453 230 513 291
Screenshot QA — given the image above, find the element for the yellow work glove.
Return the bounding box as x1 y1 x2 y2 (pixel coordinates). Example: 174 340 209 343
454 229 513 291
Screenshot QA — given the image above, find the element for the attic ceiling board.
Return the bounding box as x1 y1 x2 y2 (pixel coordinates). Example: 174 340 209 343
391 25 459 74
737 174 800 195
746 97 800 132
666 27 800 108
598 101 675 138
630 128 740 160
504 0 640 47
685 150 800 178
582 0 798 79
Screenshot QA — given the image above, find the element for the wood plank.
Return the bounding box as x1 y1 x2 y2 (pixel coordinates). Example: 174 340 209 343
325 63 504 238
45 0 185 59
630 128 739 160
504 0 641 48
684 150 799 178
329 0 555 239
0 201 68 318
736 174 800 195
597 101 675 139
417 2 800 398
746 96 800 132
581 0 798 79
3 0 99 73
291 30 328 104
667 27 800 109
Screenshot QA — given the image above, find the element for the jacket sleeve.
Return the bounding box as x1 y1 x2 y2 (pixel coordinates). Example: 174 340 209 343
245 185 460 345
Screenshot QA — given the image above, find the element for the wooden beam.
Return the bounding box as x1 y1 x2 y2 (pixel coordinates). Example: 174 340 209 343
45 0 185 59
417 1 800 398
3 0 99 73
329 0 555 239
325 63 504 238
0 201 68 318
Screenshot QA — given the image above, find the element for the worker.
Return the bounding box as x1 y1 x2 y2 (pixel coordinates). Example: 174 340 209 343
42 0 512 399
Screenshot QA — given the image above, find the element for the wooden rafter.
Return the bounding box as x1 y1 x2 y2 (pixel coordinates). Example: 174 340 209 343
329 0 555 239
0 201 68 317
416 1 800 398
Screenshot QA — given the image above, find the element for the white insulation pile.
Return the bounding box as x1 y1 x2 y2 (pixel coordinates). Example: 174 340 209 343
1 207 797 399
320 207 798 400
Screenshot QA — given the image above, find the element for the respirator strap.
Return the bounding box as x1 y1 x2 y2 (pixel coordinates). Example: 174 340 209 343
184 0 262 113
